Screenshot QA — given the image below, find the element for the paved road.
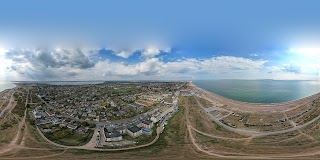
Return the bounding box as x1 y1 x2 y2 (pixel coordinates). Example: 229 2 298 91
194 96 320 136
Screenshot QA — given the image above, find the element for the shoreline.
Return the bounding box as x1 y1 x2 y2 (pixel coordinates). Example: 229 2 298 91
189 82 320 113
0 82 16 93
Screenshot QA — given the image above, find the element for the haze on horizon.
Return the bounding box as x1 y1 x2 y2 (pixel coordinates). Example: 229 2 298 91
1 0 320 81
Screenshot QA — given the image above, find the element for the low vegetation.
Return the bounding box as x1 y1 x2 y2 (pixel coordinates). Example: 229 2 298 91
44 128 94 146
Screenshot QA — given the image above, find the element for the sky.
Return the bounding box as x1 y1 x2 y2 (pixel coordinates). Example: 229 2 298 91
1 0 320 81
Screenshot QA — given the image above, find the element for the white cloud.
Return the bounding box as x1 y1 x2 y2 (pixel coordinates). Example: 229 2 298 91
109 46 171 59
0 50 19 81
3 48 98 80
141 47 160 58
286 48 320 76
3 47 320 81
111 48 137 58
250 53 259 57
141 47 171 58
79 56 267 80
114 51 134 58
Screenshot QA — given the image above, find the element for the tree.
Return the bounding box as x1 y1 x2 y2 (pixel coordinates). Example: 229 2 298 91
81 121 89 127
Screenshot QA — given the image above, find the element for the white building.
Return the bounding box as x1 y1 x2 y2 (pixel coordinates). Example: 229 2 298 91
105 130 123 142
127 126 142 138
151 106 174 123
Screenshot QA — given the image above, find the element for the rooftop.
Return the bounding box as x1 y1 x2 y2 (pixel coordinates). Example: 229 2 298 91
128 126 141 133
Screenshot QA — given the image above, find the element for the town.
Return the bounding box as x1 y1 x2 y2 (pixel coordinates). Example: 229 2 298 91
28 81 186 148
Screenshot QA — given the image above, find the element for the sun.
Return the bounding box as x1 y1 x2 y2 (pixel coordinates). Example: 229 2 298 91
0 48 8 54
287 47 320 76
289 47 320 56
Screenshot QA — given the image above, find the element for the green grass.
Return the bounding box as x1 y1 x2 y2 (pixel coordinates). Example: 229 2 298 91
152 106 185 146
12 93 26 117
108 88 138 94
216 124 223 131
44 128 94 146
210 138 217 144
287 134 295 138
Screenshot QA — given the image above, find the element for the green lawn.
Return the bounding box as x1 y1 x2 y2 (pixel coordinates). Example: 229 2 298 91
108 88 139 94
44 128 94 146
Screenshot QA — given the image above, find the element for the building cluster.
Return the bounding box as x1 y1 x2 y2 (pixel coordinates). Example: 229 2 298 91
28 82 185 147
103 118 155 142
31 105 90 134
99 99 178 143
35 82 183 122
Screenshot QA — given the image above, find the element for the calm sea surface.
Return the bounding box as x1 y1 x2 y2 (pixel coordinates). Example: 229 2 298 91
0 82 16 92
193 80 320 103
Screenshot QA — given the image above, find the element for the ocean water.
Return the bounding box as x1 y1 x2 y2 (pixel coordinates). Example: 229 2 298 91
193 80 320 103
0 82 16 92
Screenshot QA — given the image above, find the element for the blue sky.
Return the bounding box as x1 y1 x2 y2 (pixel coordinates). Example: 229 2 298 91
1 0 320 81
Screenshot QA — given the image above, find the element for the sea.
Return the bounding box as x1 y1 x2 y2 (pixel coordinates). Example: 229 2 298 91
193 80 320 103
0 82 16 92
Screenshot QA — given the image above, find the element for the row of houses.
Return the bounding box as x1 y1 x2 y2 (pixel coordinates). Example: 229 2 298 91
150 105 175 123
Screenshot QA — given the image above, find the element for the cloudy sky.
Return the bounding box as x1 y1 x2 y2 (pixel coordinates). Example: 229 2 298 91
1 0 320 81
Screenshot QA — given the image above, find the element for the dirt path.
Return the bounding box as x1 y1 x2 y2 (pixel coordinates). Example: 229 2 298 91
185 96 320 159
0 92 30 155
0 93 14 118
195 95 320 136
190 126 252 141
0 149 67 160
0 109 26 155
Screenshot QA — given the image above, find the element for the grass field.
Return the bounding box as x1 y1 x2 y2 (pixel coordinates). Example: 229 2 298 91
44 128 94 146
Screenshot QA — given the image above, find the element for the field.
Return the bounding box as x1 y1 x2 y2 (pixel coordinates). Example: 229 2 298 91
44 128 94 146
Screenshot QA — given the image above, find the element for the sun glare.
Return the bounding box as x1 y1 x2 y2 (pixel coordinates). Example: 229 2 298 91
0 48 8 54
289 47 320 56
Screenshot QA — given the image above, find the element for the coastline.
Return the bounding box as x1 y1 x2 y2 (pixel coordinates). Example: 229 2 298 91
189 82 320 113
0 82 16 93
